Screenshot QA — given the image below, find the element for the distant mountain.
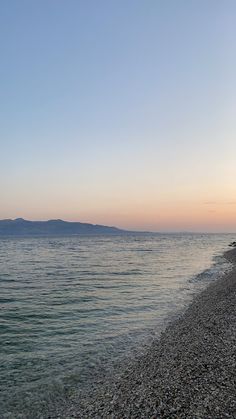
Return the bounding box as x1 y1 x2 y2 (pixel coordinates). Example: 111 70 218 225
0 218 129 236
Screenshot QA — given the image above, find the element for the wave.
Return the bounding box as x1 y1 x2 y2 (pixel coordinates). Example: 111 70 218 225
190 254 232 284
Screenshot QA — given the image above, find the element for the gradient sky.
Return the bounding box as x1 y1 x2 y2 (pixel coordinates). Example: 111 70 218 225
1 0 236 232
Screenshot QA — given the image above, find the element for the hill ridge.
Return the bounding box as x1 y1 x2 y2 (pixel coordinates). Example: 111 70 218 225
0 218 128 236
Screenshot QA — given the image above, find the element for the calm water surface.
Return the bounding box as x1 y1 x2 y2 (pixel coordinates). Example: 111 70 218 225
0 234 234 418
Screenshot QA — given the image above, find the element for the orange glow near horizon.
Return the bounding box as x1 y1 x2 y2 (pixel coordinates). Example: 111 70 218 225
3 198 236 233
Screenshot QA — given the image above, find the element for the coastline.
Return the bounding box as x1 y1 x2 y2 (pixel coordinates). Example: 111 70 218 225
65 247 236 418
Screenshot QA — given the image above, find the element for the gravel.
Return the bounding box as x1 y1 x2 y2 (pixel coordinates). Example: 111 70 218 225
64 248 236 418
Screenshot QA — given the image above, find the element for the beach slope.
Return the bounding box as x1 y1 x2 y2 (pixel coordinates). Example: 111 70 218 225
68 248 236 418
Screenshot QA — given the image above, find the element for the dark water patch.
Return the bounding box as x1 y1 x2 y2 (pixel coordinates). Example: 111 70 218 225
0 297 16 303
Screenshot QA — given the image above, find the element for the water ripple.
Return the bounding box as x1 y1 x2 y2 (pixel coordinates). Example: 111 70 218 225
0 233 234 418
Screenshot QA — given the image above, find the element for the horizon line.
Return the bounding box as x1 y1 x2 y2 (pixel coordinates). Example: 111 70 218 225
0 217 235 235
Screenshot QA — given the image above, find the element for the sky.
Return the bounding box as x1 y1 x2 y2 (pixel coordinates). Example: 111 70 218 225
1 0 236 232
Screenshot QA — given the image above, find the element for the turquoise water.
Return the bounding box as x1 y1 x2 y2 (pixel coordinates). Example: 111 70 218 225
0 234 234 418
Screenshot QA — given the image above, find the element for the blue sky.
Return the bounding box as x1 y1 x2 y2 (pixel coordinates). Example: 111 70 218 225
1 1 236 231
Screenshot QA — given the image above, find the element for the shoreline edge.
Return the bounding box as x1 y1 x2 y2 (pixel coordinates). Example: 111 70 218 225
65 247 236 418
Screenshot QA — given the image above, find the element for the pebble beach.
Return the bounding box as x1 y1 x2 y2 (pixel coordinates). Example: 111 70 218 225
66 247 236 418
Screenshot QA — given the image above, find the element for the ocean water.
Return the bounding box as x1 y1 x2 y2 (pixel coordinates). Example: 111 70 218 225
0 233 234 418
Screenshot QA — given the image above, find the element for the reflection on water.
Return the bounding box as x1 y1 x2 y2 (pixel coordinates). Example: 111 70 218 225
0 233 233 417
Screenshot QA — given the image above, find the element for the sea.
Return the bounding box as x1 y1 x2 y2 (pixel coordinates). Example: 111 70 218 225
0 233 235 418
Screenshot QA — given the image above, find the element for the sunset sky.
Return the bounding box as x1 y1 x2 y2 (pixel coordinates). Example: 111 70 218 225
1 1 236 232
